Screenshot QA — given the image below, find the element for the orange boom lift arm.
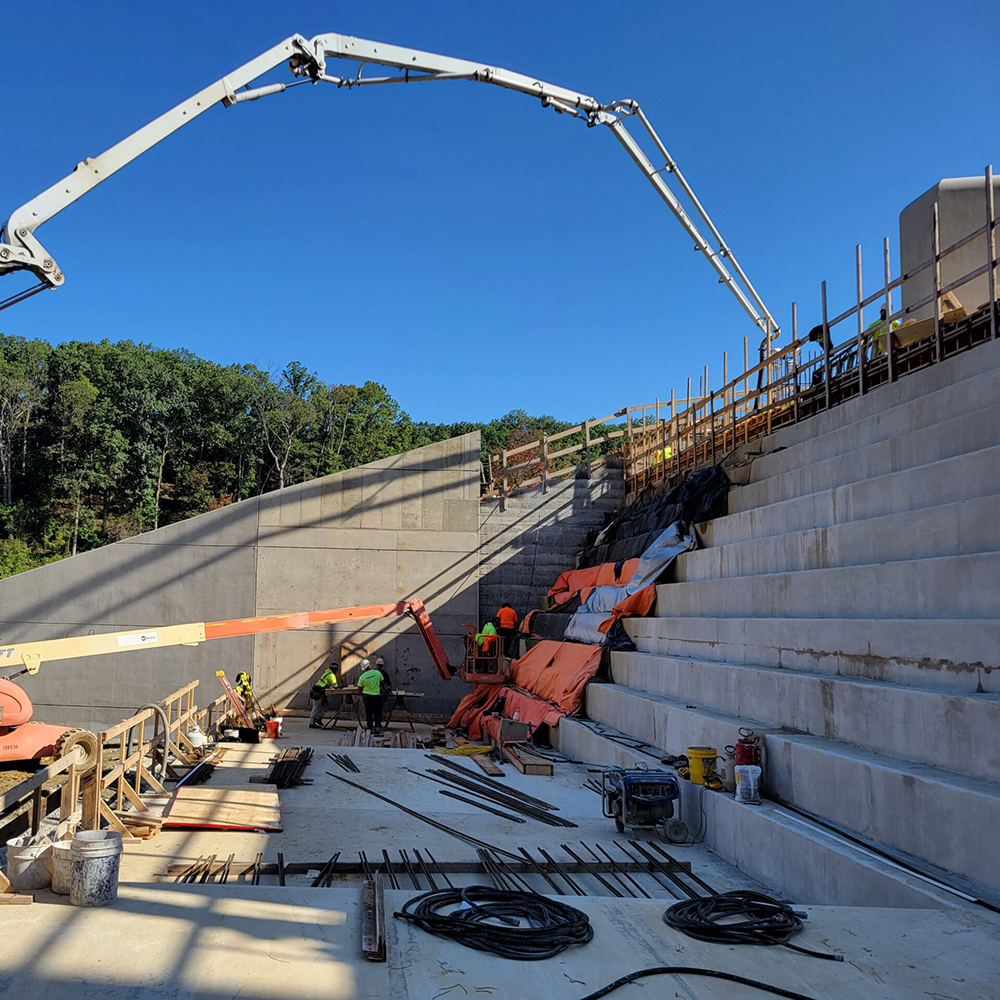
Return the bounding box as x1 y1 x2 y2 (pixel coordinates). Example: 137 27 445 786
0 599 455 682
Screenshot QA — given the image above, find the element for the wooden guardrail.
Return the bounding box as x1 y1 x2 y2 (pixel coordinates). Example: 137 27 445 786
0 747 84 842
486 166 998 507
83 678 222 837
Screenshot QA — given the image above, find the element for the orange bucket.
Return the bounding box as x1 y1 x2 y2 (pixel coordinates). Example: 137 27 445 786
265 718 281 739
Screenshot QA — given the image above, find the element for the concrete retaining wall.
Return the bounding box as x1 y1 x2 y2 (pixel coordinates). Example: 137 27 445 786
1 434 482 730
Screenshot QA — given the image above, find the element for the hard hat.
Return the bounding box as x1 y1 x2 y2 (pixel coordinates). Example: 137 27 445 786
375 656 385 666
360 658 371 670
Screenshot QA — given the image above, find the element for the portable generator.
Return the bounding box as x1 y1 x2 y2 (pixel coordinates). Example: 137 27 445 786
601 767 680 833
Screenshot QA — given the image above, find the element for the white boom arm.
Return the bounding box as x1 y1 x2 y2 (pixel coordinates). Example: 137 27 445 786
1 32 778 335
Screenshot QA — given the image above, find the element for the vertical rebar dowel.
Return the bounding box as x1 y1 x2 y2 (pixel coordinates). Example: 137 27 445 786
821 281 832 410
742 337 749 443
855 245 866 396
987 165 997 340
722 352 728 450
933 201 943 362
791 302 800 421
884 237 895 383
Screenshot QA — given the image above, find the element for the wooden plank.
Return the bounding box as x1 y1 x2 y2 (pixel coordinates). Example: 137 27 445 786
470 753 504 777
503 742 553 776
361 873 386 962
0 893 33 905
163 786 282 831
0 749 85 813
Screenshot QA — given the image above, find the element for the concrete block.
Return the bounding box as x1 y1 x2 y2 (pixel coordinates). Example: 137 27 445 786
731 402 1000 514
610 651 1000 782
627 615 1000 693
657 552 1000 621
748 357 1000 484
681 494 1000 580
705 443 1000 547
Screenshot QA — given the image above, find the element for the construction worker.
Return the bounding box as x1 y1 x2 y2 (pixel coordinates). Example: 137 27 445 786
308 659 339 729
475 620 498 660
357 658 384 733
374 656 392 715
865 307 901 357
235 671 255 711
496 603 519 657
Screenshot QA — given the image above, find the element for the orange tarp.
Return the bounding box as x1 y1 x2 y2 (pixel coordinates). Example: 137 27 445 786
448 639 603 736
510 640 602 715
547 559 640 606
598 585 657 633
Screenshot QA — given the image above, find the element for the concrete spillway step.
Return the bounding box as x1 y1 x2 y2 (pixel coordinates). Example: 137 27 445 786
702 443 1000 548
679 493 1000 581
582 683 1000 896
555 716 985 909
655 551 1000 621
736 331 1000 457
730 400 1000 514
626 614 1000 693
609 650 1000 781
740 351 1000 486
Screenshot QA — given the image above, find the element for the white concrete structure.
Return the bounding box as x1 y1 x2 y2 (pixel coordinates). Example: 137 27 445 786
559 335 1000 909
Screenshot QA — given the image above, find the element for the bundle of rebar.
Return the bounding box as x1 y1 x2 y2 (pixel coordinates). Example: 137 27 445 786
269 746 314 787
328 752 360 773
407 761 576 828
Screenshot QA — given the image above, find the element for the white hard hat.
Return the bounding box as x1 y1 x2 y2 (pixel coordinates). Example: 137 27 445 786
375 656 385 666
360 658 371 670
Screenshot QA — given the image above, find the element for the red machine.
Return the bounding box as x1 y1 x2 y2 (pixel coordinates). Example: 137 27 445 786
0 598 456 770
0 679 101 772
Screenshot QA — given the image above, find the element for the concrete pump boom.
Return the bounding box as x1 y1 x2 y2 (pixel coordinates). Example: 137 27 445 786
1 32 779 337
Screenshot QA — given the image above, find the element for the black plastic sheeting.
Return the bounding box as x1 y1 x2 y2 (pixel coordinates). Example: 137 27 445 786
580 464 730 567
523 610 576 641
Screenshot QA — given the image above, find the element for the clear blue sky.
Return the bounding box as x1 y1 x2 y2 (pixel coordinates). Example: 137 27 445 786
3 2 997 423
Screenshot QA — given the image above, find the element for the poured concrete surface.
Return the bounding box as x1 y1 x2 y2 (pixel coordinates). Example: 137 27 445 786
2 720 998 997
2 886 998 999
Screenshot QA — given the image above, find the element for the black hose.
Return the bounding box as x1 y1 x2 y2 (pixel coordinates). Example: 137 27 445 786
664 891 842 961
394 885 593 959
577 966 819 1000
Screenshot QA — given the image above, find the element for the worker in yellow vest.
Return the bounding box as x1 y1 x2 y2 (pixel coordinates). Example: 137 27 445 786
308 660 339 728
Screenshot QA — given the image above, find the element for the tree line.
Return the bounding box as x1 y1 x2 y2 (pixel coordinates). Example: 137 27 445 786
0 334 592 578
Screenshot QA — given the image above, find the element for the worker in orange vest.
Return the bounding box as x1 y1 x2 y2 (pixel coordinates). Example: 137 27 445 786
496 603 519 658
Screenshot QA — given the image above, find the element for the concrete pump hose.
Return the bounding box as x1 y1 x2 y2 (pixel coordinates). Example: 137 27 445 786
125 703 171 782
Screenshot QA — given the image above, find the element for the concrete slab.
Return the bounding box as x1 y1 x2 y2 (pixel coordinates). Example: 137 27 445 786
2 886 997 999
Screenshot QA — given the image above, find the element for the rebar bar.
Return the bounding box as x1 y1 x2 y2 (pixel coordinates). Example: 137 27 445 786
538 846 584 896
560 844 623 897
591 842 649 898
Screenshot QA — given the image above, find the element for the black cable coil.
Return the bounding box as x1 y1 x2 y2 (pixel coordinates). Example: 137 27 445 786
394 885 594 960
664 890 841 961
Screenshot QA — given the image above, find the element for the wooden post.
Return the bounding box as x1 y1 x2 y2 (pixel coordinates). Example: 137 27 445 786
986 165 997 340
933 201 943 362
501 448 508 512
884 237 895 383
685 377 692 470
135 717 144 799
30 787 43 836
116 730 125 814
584 419 592 478
541 434 549 494
722 352 728 451
60 762 78 821
821 284 831 410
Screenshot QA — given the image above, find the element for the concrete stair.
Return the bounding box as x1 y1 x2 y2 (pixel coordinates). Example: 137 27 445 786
569 335 1000 908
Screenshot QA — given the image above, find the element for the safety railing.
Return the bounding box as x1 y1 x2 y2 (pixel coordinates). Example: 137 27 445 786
485 166 998 507
82 679 213 837
0 746 84 843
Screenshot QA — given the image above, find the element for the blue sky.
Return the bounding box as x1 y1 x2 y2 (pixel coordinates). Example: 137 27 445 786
3 2 997 423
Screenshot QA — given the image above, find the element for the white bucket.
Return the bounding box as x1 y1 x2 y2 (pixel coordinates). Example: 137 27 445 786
51 841 73 894
5 835 52 892
70 830 124 907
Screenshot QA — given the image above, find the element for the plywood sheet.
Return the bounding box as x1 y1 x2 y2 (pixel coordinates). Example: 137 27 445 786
164 785 282 831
